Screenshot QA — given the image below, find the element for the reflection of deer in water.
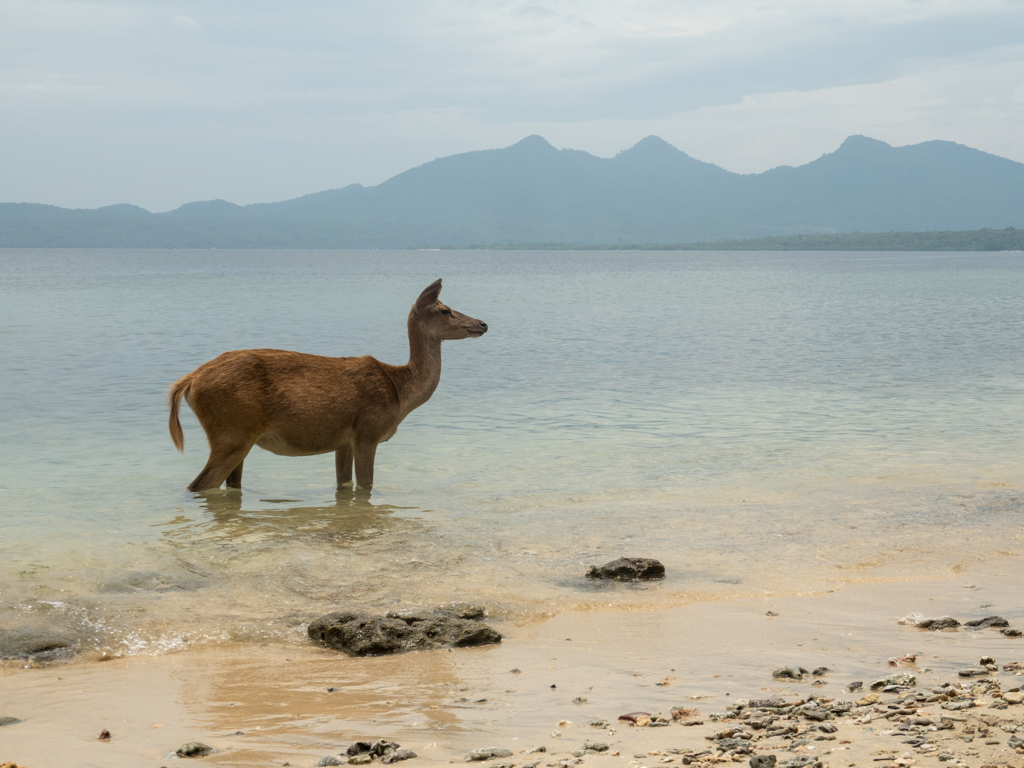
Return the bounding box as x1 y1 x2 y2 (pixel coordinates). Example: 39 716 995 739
168 279 487 492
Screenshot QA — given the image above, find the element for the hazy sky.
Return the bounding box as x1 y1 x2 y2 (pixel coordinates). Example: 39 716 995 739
3 0 1024 211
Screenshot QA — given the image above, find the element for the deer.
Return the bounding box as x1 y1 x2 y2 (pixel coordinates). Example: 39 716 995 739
168 279 487 493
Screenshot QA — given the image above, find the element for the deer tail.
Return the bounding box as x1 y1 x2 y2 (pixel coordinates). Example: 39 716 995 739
168 376 191 452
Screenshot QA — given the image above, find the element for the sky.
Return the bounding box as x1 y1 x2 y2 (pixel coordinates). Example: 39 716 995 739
2 0 1024 212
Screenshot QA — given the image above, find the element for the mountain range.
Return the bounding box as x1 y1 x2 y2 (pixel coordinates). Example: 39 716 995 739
2 134 1023 248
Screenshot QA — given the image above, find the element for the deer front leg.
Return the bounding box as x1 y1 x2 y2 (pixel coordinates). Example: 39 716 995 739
335 444 354 488
353 440 378 491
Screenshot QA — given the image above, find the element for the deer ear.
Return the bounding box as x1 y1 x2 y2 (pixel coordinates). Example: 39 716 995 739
415 278 442 310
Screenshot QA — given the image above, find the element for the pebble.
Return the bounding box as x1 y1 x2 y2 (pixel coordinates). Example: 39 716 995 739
773 666 808 680
175 742 215 758
0 717 22 727
585 557 665 581
465 747 513 761
382 749 418 764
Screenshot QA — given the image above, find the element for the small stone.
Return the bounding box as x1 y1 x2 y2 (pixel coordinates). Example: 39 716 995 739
349 756 372 765
347 742 374 756
583 743 609 752
0 717 22 727
979 656 996 665
1002 691 1023 705
381 749 417 764
813 667 830 676
958 667 989 678
175 742 215 758
917 616 960 630
573 697 587 704
619 711 652 723
1002 628 1023 637
871 673 916 689
672 707 701 720
766 611 780 617
784 757 815 768
856 693 880 706
371 741 400 757
465 747 513 762
849 681 863 691
585 557 665 581
750 756 777 768
773 666 809 680
99 729 111 740
317 757 344 767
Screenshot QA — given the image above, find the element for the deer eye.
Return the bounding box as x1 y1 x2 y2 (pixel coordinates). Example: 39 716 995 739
440 308 452 316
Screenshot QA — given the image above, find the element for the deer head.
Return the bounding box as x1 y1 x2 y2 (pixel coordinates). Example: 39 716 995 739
413 279 488 340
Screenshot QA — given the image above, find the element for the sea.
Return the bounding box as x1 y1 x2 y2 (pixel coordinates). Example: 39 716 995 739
1 248 1022 659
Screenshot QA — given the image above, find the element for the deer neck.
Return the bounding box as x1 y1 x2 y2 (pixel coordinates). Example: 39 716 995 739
397 315 443 411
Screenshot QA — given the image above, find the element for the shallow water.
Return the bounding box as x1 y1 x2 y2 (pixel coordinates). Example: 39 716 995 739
1 249 1023 657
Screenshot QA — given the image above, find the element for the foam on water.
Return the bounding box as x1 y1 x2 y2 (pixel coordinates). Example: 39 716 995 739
1 249 1022 658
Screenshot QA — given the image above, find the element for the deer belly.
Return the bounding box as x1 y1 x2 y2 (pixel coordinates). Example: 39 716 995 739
256 433 329 457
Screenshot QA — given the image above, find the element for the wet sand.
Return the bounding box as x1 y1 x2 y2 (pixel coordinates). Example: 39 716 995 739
2 556 1023 768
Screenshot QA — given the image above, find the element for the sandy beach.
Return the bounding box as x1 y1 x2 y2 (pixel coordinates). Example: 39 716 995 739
3 555 1023 768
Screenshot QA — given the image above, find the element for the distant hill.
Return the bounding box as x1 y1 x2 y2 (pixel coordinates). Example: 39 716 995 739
2 135 1023 248
471 228 1024 252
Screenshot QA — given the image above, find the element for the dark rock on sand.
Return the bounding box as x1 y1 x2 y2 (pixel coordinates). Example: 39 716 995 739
585 557 665 581
308 606 500 656
175 742 215 757
750 756 777 768
964 616 1009 629
772 665 808 680
916 616 960 630
316 757 344 767
870 673 916 689
348 742 375 756
958 667 990 677
0 629 76 661
0 717 23 727
465 747 514 761
783 757 816 768
1002 628 1023 637
812 667 830 676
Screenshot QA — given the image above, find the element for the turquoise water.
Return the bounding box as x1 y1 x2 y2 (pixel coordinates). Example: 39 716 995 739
1 249 1023 657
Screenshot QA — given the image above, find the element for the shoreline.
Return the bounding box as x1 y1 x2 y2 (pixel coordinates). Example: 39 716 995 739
3 558 1023 767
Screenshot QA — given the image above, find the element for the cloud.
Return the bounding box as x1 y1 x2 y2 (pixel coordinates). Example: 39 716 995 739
1 1 1023 209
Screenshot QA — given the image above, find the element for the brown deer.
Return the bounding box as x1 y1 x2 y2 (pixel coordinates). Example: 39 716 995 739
168 279 487 492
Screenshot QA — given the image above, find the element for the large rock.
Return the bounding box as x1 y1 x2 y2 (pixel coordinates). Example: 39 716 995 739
308 605 500 656
586 557 665 581
0 629 76 661
964 616 1009 629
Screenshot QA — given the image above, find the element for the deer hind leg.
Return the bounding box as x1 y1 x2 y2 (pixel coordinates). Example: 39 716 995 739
188 441 255 492
353 440 378 492
335 444 354 488
225 459 245 489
